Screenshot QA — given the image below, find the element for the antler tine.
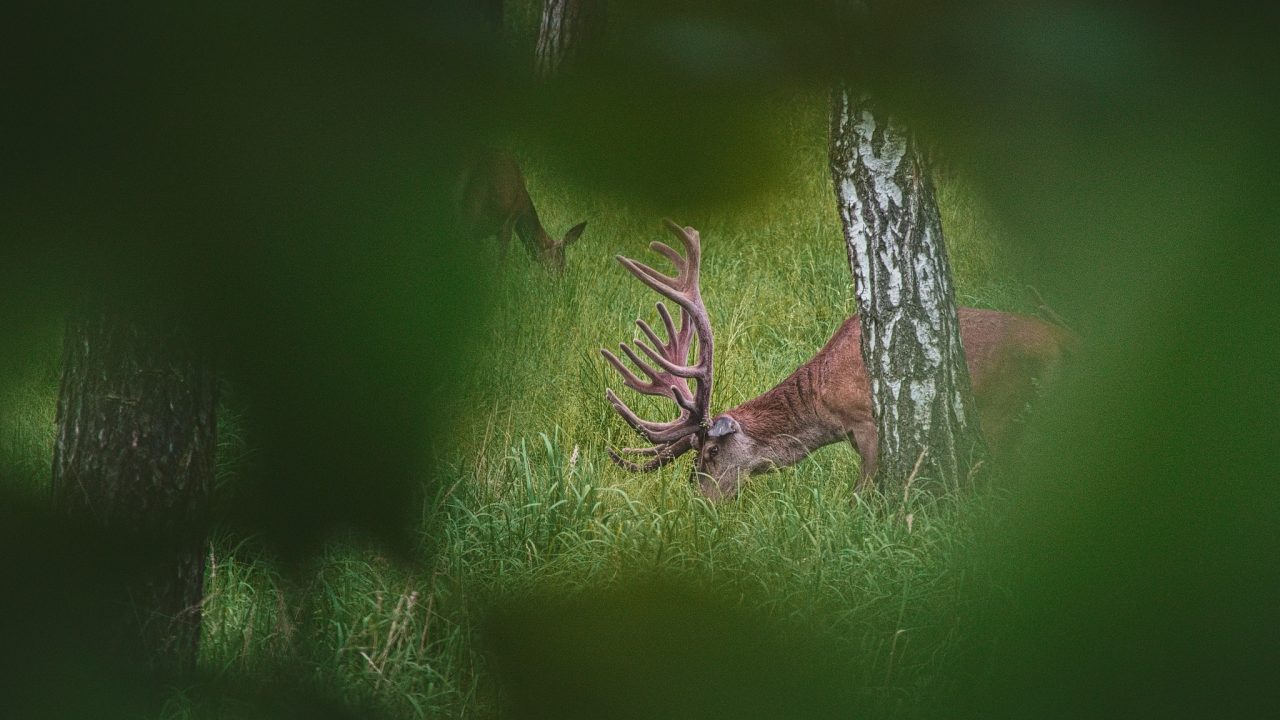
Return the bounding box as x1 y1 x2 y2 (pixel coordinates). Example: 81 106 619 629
608 448 667 473
600 348 650 393
655 303 685 350
635 317 667 355
634 318 697 401
649 241 687 276
634 338 703 379
672 387 700 414
604 389 698 444
618 342 673 389
616 256 693 307
654 302 697 372
606 434 694 473
671 307 696 358
616 255 677 287
603 388 669 443
605 344 694 404
662 219 702 277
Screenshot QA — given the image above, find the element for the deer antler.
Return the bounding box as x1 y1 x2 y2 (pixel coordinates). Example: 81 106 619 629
601 220 714 472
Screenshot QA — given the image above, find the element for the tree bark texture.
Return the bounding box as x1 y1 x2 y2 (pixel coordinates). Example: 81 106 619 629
534 0 605 79
828 87 984 491
51 309 217 674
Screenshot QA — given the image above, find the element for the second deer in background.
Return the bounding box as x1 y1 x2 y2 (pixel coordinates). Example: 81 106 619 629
456 148 587 274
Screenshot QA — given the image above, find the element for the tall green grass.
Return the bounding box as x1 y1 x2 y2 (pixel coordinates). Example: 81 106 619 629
0 321 61 494
196 434 1001 717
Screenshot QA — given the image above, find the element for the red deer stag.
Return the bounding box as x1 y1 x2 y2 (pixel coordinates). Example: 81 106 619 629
602 220 1074 501
456 148 586 274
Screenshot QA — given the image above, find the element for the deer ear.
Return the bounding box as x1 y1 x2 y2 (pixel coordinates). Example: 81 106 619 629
708 415 739 438
562 221 587 246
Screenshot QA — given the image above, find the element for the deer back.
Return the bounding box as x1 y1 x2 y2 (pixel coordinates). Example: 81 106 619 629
456 148 536 239
809 307 1073 452
715 307 1073 485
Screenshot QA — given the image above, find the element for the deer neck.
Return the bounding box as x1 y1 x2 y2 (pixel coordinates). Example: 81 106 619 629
514 204 555 254
730 363 845 470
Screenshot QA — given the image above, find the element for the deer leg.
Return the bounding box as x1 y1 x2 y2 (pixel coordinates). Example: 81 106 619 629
849 421 878 493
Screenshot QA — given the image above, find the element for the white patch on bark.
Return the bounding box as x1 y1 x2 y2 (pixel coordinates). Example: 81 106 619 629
838 177 872 297
854 110 905 208
909 377 936 408
952 388 967 423
885 378 902 403
914 322 942 367
915 227 944 321
879 247 902 306
881 314 896 355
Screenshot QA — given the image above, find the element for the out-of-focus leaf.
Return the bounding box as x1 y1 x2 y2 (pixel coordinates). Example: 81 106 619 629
486 580 857 720
1 0 518 558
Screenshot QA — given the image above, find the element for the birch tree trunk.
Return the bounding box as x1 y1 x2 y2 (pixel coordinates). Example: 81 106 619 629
51 308 217 674
534 0 605 80
828 87 984 492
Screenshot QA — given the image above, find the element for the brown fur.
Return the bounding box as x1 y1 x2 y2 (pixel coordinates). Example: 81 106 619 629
695 307 1075 499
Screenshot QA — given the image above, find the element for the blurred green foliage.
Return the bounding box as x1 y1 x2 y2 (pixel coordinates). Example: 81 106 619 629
1 0 1277 718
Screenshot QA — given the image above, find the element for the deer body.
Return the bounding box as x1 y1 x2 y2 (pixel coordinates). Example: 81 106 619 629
601 221 1073 501
456 148 586 273
698 308 1073 498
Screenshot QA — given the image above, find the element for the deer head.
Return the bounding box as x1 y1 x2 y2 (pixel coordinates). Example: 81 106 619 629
538 220 588 274
688 414 778 501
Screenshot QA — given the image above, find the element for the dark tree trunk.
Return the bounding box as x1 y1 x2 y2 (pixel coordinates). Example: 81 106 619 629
51 308 217 674
534 0 606 79
828 87 984 492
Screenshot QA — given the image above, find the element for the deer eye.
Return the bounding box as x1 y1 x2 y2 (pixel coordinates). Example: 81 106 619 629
707 446 719 458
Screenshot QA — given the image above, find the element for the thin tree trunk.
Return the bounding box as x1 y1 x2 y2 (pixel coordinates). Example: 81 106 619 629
534 0 605 80
52 308 217 674
828 87 984 492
